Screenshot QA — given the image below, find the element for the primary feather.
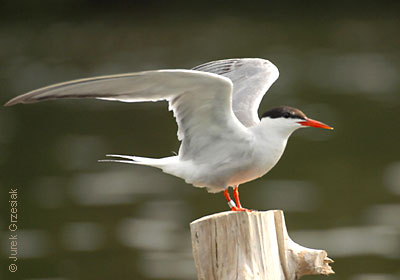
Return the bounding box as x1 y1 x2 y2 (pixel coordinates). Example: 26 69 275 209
193 58 279 127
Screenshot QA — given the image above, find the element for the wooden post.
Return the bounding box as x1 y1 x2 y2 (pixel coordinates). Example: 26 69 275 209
190 210 334 280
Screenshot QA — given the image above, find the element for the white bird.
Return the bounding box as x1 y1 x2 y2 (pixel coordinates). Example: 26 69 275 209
5 58 333 211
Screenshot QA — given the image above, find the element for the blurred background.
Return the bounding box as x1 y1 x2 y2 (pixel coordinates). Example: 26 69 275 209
1 1 400 279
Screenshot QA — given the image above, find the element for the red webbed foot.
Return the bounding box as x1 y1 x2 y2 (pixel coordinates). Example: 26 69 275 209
231 206 253 212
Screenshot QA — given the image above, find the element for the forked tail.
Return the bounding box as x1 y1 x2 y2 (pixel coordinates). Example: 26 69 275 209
99 154 176 169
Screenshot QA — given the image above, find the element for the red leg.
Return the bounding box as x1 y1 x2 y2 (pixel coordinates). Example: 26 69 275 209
223 186 252 211
233 185 242 208
224 188 237 209
232 185 252 212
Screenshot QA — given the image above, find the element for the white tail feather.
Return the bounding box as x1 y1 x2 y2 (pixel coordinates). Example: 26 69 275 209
98 159 138 165
99 154 177 169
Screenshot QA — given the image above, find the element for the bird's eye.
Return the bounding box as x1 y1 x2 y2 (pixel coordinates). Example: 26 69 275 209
283 112 291 118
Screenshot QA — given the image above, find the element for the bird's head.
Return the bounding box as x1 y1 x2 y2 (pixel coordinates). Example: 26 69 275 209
260 106 333 136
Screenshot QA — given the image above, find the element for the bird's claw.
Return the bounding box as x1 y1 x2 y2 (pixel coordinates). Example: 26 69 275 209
231 206 253 212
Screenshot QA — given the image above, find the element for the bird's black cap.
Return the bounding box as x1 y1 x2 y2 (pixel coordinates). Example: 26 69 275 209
261 106 307 120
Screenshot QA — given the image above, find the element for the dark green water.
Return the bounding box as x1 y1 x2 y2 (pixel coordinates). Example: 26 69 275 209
1 3 400 280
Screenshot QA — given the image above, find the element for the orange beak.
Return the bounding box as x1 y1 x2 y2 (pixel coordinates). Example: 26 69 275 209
298 118 333 130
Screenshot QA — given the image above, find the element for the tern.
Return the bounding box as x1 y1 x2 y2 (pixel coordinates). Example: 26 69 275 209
5 58 333 211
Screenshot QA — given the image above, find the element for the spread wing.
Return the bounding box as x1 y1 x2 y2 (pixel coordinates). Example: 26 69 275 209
5 70 249 159
192 58 279 127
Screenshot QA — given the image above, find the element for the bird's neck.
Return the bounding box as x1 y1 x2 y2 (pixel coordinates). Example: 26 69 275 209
248 118 297 172
252 118 297 145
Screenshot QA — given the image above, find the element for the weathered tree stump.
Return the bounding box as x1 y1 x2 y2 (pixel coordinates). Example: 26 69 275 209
190 210 334 280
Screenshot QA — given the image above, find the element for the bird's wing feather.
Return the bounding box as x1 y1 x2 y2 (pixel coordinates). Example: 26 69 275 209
5 70 248 159
192 58 279 127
